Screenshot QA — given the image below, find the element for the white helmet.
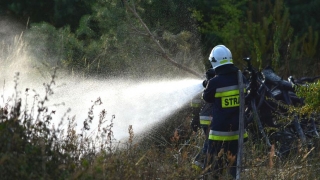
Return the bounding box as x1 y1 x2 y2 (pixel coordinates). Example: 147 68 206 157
208 45 233 69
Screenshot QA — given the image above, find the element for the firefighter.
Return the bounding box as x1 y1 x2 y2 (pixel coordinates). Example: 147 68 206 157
202 45 247 178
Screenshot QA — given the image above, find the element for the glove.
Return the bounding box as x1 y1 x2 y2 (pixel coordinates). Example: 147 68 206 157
205 69 216 80
202 69 215 88
202 80 208 88
190 117 200 132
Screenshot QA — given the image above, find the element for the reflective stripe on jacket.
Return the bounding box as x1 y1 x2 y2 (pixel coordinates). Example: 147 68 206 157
215 85 241 108
199 102 214 126
191 98 202 108
200 115 211 125
209 130 248 141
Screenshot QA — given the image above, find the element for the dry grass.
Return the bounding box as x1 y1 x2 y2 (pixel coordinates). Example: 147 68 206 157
1 72 320 180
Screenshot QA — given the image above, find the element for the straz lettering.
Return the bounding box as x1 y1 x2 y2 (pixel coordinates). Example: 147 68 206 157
221 95 240 108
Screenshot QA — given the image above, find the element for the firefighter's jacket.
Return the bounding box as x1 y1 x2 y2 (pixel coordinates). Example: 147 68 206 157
191 95 214 127
203 64 248 141
199 102 214 127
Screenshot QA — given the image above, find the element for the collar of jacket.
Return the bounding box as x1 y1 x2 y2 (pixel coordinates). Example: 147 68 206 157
215 64 239 75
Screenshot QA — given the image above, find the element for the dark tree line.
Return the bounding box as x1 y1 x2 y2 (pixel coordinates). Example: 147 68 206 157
0 0 93 30
1 0 319 77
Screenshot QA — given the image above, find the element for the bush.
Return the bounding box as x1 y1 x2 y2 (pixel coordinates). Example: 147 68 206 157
2 71 320 179
0 70 202 179
291 80 320 116
0 70 117 179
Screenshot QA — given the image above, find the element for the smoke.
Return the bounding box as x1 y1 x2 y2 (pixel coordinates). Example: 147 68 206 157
0 16 204 142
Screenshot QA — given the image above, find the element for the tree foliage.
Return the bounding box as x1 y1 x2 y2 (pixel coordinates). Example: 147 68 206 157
0 0 94 30
21 0 204 78
1 0 320 77
191 0 320 77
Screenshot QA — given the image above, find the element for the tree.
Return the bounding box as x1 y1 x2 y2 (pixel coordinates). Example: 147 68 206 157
0 0 94 30
122 0 202 78
24 0 204 78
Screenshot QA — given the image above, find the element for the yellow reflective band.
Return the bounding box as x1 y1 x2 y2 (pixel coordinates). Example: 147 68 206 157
222 95 240 108
209 132 248 141
220 59 231 65
191 99 201 107
200 116 211 125
191 103 200 107
214 85 246 108
200 120 211 125
215 89 239 97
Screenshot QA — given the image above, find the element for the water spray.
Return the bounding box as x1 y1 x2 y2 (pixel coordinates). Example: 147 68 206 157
0 17 205 143
0 74 203 140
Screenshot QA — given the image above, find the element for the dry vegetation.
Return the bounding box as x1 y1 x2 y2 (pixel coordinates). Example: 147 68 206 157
1 70 320 180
